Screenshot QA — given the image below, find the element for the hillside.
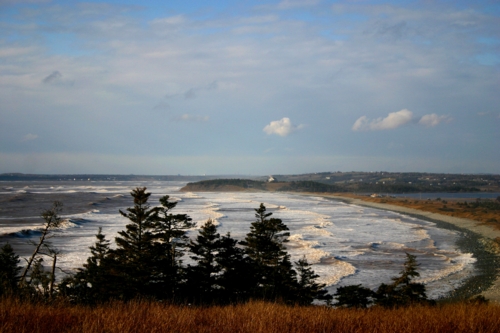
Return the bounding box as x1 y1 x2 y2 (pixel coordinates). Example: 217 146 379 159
180 179 342 193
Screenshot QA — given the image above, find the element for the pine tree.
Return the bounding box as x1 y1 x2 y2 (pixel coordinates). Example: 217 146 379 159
60 228 117 303
334 284 374 308
151 195 195 300
240 203 298 302
0 244 21 297
294 256 332 305
215 232 255 304
113 187 157 298
186 219 221 303
375 252 429 307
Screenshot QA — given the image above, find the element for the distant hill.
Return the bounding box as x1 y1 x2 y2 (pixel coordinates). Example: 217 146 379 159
181 176 491 194
181 179 342 193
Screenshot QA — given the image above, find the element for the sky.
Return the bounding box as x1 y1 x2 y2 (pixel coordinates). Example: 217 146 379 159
0 0 499 175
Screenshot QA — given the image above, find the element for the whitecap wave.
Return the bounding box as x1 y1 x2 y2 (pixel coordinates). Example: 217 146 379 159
416 253 476 284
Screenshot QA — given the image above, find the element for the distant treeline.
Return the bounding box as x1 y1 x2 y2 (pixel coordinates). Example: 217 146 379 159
276 181 341 193
182 179 481 194
353 183 481 193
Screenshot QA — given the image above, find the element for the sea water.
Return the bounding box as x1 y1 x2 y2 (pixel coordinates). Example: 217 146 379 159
0 180 476 299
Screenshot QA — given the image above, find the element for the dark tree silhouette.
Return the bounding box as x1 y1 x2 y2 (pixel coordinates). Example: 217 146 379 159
334 284 375 308
241 203 298 302
0 244 21 297
60 228 118 303
19 201 63 288
186 219 221 303
375 253 429 307
151 195 195 300
113 187 158 298
294 256 332 305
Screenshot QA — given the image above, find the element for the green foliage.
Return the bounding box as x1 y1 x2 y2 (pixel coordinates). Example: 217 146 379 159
277 181 340 193
151 195 195 300
186 219 222 303
375 253 430 307
0 244 21 297
241 204 298 302
214 232 255 303
59 228 118 304
334 284 375 308
294 256 332 305
112 187 158 299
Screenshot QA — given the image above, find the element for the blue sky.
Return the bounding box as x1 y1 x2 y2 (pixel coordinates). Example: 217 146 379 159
0 0 499 175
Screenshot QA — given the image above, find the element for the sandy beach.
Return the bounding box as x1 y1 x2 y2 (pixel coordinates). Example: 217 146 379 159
314 193 500 302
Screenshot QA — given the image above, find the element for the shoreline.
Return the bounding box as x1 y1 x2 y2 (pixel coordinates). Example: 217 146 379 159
305 193 500 302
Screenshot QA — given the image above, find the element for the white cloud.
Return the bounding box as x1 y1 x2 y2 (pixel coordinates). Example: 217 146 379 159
173 114 209 122
263 117 303 137
352 109 413 131
21 133 38 142
418 114 451 127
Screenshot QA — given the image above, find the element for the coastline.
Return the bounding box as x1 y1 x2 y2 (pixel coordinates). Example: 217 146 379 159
306 193 500 302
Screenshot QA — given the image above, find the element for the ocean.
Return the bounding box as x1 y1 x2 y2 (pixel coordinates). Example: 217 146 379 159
0 180 478 299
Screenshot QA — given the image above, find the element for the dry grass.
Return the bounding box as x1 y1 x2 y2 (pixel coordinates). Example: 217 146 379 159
336 194 500 230
1 298 500 333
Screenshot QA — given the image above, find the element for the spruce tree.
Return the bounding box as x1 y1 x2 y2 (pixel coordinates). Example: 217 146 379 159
240 203 298 302
151 195 195 300
60 228 116 303
0 244 21 297
113 187 157 298
215 232 255 304
294 256 332 305
334 284 374 308
186 219 221 303
375 252 429 307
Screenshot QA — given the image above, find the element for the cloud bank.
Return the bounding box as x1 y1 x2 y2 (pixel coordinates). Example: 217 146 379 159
353 110 452 131
418 114 452 127
352 109 413 131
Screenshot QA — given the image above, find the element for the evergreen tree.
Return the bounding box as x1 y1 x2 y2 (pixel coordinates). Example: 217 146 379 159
113 187 157 299
0 244 21 297
28 258 51 297
215 232 255 304
294 256 332 305
240 203 298 302
59 228 117 303
375 252 429 307
151 195 195 300
334 284 374 308
186 219 221 303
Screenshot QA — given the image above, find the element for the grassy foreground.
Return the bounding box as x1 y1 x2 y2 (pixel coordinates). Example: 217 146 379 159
1 299 500 333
